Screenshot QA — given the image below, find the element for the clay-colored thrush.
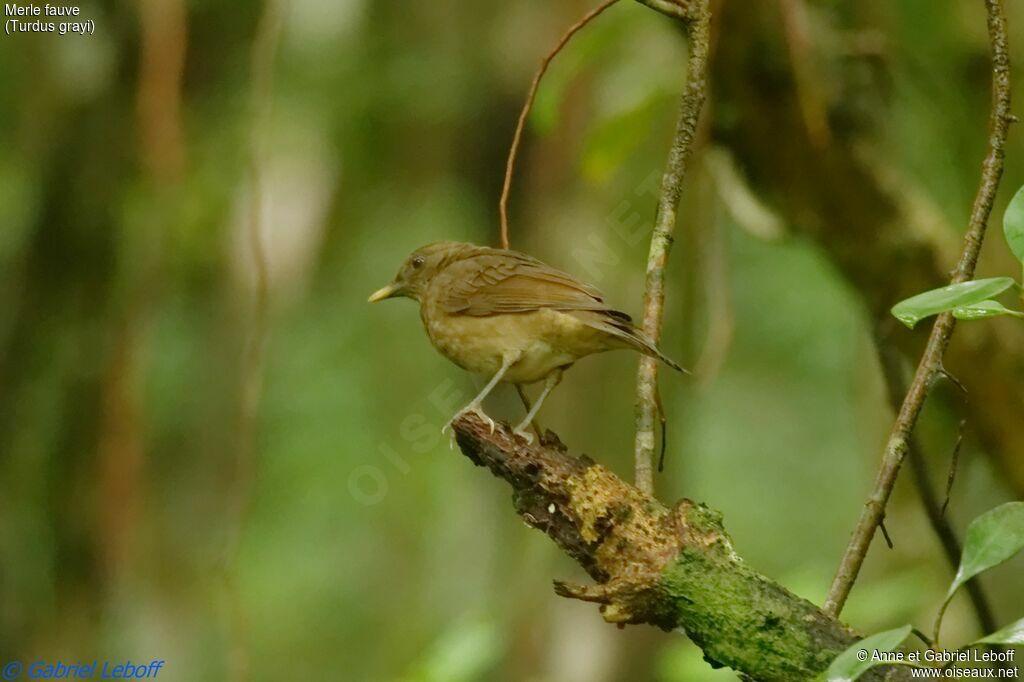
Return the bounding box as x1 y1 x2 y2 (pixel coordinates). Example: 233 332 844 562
368 241 684 442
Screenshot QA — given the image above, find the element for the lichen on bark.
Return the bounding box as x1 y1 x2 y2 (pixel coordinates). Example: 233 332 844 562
452 413 906 681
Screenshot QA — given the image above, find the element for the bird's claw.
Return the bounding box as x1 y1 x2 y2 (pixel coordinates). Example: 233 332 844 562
442 405 495 435
512 426 535 445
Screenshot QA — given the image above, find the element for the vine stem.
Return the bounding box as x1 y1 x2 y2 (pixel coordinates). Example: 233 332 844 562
498 0 621 250
633 0 711 495
824 0 1012 617
874 333 998 637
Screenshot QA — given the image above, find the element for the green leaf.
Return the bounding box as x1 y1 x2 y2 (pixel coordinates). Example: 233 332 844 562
952 299 1024 321
974 617 1024 646
1003 184 1024 265
947 502 1024 601
815 625 912 682
891 277 1018 328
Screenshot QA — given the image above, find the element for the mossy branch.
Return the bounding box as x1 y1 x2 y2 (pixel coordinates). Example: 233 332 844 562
452 414 908 681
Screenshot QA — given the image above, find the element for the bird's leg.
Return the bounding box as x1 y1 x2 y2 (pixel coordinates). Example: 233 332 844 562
442 351 520 436
515 385 544 440
512 369 562 444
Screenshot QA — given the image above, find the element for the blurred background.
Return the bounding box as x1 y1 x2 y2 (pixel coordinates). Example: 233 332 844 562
1 1 1023 680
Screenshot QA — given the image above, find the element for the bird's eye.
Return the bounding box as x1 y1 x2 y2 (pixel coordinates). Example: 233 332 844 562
412 256 425 269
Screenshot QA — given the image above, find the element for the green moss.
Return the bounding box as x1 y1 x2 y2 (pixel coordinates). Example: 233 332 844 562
662 546 847 680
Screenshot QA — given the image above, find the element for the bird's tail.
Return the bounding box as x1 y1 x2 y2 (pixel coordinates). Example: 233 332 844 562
629 330 688 374
583 311 689 374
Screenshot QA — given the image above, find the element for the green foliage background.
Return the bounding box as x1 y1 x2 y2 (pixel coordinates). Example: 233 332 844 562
0 1 1022 680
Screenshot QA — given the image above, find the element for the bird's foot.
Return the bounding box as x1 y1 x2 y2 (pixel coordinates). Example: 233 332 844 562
512 424 535 446
442 404 495 436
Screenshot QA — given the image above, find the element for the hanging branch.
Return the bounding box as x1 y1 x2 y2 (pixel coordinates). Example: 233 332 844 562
874 333 998 636
633 0 711 495
499 0 620 250
824 0 1012 617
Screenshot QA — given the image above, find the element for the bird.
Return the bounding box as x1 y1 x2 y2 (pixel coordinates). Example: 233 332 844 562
368 241 685 443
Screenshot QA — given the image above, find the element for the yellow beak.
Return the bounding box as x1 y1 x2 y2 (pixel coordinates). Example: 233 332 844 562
367 282 401 303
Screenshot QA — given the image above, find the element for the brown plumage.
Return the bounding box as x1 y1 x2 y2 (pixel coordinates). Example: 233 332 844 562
368 241 684 441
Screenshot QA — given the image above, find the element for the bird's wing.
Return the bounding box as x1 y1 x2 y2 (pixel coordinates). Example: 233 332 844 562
438 247 687 372
441 249 631 321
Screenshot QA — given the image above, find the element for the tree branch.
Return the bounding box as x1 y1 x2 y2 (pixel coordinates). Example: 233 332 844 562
451 414 907 681
824 0 1012 617
711 0 1024 499
874 329 998 636
633 0 711 495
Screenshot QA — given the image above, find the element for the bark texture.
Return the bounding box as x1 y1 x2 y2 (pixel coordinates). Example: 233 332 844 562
634 0 711 494
453 414 907 681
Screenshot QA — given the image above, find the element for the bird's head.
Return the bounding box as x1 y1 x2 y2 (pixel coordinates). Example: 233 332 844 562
367 241 471 303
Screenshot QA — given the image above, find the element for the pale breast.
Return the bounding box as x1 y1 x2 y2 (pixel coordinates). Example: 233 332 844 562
419 303 609 385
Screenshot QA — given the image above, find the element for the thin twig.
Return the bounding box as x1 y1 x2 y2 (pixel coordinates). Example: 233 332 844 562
941 420 966 517
824 0 1012 617
499 0 621 249
635 0 692 21
878 519 894 549
875 336 998 635
633 0 711 495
